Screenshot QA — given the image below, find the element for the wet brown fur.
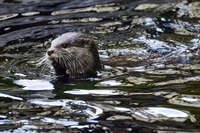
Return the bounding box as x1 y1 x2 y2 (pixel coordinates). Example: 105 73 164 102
47 32 102 80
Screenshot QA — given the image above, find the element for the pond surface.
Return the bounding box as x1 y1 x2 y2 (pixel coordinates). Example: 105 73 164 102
1 0 200 132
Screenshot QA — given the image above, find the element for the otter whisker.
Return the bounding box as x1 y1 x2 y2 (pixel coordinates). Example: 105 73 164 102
73 57 78 79
40 64 46 74
36 56 48 67
61 56 68 71
74 57 85 79
40 61 49 76
66 51 89 79
67 53 82 79
36 56 50 67
77 56 89 71
68 53 87 79
63 53 76 79
58 57 65 68
57 53 72 74
72 58 77 79
74 56 81 79
56 56 74 78
36 56 52 77
62 55 74 77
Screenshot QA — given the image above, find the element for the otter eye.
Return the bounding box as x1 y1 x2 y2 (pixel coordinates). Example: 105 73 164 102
62 43 69 48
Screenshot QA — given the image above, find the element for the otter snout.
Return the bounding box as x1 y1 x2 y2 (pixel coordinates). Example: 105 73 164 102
46 48 57 60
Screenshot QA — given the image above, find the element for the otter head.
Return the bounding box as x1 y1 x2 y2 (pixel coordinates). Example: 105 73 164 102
46 32 102 80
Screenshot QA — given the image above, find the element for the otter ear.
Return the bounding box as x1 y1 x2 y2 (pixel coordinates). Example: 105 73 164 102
78 38 94 48
85 39 95 48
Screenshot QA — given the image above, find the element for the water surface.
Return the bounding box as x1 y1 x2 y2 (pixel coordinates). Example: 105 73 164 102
0 0 200 132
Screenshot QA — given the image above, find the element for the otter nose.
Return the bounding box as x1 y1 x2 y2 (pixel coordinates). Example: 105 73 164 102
47 50 54 56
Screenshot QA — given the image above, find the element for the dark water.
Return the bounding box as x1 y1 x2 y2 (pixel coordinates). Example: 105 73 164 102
1 0 200 132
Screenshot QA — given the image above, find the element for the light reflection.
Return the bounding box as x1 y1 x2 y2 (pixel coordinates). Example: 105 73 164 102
22 12 40 16
28 99 67 106
28 99 103 120
181 97 200 103
0 93 23 101
127 66 146 72
0 115 7 119
143 107 188 118
169 94 200 108
51 3 120 15
0 13 18 21
14 79 54 90
0 119 10 125
97 80 122 86
154 76 200 86
114 107 131 112
14 73 26 77
41 117 78 127
20 125 38 130
71 125 89 129
64 89 120 95
133 36 172 54
131 107 193 122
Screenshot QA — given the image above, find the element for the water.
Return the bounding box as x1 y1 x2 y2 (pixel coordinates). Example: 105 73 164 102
0 0 200 132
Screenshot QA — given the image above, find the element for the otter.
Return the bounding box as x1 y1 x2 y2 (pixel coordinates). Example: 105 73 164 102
46 32 102 80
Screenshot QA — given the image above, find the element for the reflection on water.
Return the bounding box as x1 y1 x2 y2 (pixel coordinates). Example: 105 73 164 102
181 96 200 103
0 0 200 132
28 98 103 120
131 107 192 122
169 94 200 108
41 117 79 127
14 79 54 90
96 79 123 86
64 89 121 95
114 106 195 123
51 3 120 15
0 93 23 100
